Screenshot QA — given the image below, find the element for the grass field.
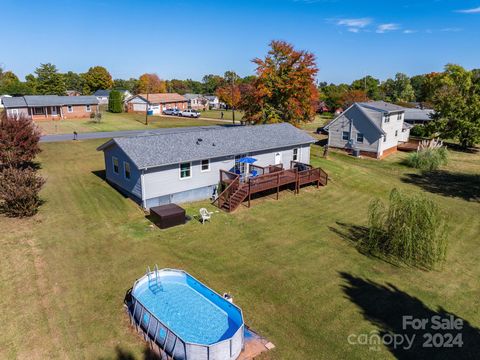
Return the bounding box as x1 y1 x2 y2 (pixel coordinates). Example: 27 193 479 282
0 140 479 359
37 110 332 135
37 112 227 135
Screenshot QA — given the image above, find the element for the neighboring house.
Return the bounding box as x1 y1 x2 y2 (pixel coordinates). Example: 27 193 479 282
0 94 12 108
2 95 99 120
325 101 409 159
94 89 133 105
126 93 188 115
205 95 221 110
97 123 315 209
66 90 81 96
403 108 434 125
184 93 208 110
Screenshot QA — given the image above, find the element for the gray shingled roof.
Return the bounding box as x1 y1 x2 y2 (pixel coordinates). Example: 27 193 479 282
97 123 315 170
358 101 405 113
403 108 434 122
2 95 98 108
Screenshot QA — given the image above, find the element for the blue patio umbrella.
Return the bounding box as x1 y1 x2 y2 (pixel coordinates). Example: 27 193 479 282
236 157 257 164
235 157 257 178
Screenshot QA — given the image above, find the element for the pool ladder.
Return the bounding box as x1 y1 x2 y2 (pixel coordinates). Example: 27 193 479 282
147 264 162 293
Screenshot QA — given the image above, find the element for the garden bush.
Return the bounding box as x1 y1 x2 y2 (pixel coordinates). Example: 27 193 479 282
108 90 123 113
0 113 41 167
0 166 45 217
361 188 447 269
406 147 448 171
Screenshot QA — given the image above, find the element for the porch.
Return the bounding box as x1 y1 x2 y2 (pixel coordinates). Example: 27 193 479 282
213 161 328 212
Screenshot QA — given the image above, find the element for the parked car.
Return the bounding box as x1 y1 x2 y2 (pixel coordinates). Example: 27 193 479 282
179 109 201 118
163 108 180 116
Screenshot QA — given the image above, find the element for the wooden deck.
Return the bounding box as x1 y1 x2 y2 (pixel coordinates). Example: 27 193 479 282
213 161 328 212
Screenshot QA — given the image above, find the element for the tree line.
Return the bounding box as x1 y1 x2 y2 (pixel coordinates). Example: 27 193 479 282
1 41 478 148
0 64 255 97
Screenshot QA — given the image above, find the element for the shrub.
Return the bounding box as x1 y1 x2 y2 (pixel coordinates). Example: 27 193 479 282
406 147 448 171
361 189 447 269
410 124 428 137
108 90 123 113
0 166 45 217
0 113 41 167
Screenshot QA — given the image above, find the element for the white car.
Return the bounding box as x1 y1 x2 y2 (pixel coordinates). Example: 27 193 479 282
179 109 201 118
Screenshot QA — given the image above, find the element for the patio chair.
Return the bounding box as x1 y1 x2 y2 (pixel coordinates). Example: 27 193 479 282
199 208 213 224
250 170 258 177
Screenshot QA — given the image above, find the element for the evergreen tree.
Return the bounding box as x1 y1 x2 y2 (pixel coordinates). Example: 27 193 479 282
34 63 66 95
108 90 123 113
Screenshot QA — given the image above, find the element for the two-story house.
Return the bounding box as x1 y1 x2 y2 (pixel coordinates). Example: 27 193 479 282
324 101 410 159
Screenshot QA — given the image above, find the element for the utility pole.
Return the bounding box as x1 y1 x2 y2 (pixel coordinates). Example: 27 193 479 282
231 76 235 125
145 88 149 126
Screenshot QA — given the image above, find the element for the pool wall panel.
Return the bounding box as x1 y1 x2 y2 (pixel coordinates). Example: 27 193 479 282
129 269 245 360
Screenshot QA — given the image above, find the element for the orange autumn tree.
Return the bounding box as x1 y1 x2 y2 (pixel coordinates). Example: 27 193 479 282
216 85 241 109
241 41 319 125
137 73 167 93
341 89 369 108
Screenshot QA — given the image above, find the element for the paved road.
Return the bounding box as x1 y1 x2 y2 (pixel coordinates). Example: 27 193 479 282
40 125 234 143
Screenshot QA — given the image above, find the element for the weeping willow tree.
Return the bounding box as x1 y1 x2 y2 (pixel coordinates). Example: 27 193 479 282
361 189 447 269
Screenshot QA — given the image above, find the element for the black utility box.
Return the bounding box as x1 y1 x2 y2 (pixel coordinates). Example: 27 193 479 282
149 204 186 229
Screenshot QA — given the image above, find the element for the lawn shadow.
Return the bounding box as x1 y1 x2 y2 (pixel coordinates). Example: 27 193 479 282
329 222 401 267
402 171 480 202
98 346 161 360
340 272 480 359
92 169 106 180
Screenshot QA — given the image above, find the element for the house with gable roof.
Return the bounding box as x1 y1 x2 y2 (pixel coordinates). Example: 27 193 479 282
324 101 410 159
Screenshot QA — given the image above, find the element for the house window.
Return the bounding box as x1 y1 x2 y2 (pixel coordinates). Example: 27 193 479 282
85 105 91 112
384 114 390 123
293 148 299 161
67 105 73 113
383 135 387 142
33 107 44 115
112 157 119 174
356 133 364 143
395 130 398 137
397 113 402 120
124 162 131 180
9 109 19 118
180 162 191 179
201 159 210 172
342 131 349 141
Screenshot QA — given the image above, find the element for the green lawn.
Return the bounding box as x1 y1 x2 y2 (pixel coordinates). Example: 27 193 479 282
0 142 479 359
200 109 244 121
38 112 227 135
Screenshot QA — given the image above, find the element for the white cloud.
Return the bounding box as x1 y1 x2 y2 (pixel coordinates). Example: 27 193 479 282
347 27 360 33
337 18 372 28
376 23 400 33
441 27 463 32
455 6 480 14
403 29 417 34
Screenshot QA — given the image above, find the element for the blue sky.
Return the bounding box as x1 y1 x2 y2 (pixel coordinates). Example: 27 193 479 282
1 0 479 84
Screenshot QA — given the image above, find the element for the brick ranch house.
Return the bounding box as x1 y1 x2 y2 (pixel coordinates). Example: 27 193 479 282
2 95 99 121
125 93 188 115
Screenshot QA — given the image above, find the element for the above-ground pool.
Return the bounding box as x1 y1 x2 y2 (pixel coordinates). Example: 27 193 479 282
128 268 244 360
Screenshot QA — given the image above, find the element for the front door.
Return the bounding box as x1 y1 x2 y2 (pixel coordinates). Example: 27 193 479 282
51 106 58 116
274 152 282 165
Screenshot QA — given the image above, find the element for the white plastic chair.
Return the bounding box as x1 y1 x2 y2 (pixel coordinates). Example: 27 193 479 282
199 208 213 224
